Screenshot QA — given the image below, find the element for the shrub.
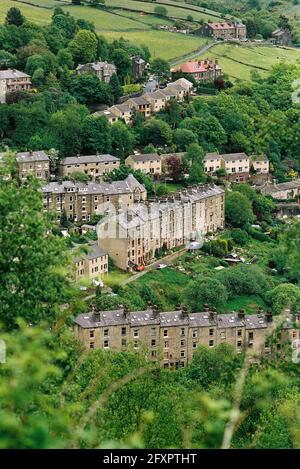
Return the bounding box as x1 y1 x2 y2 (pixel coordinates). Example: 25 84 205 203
216 264 270 298
229 228 249 246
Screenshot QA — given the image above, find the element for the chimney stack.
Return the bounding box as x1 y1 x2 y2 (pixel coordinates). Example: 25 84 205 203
266 311 273 322
175 304 181 311
238 309 245 320
203 303 209 312
209 310 217 321
182 305 188 317
152 304 160 319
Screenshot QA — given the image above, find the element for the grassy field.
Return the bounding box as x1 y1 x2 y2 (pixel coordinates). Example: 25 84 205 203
106 0 223 23
197 43 300 80
0 0 52 24
102 29 206 59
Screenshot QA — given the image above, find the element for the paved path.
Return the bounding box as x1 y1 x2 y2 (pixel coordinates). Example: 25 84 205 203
170 41 218 66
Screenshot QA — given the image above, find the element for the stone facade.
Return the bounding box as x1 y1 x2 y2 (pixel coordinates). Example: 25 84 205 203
76 61 116 83
0 69 32 104
16 151 50 180
260 180 300 200
74 243 108 280
58 154 120 180
196 22 246 41
171 59 222 82
131 55 147 80
98 184 225 270
74 306 300 367
271 28 292 46
125 153 162 176
204 152 251 182
42 174 147 223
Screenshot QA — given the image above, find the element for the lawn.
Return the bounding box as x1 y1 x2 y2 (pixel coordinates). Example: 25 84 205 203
224 295 267 314
104 269 132 289
196 43 300 81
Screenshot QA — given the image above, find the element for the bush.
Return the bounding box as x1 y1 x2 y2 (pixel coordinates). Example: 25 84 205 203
122 84 142 95
202 239 230 258
216 264 270 298
229 228 249 246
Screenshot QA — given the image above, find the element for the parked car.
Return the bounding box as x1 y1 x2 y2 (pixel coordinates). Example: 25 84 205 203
157 263 167 270
134 265 145 272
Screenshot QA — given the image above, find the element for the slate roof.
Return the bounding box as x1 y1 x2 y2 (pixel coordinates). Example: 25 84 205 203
74 308 275 329
16 151 49 163
204 152 222 161
221 152 249 162
127 153 161 163
0 69 31 79
60 154 120 166
74 243 107 262
42 174 146 196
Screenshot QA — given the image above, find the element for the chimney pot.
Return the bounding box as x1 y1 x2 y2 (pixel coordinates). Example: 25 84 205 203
266 311 273 322
203 303 209 312
238 308 245 319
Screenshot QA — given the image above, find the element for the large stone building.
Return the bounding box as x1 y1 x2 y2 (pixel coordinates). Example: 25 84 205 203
74 305 299 367
98 184 225 270
0 69 32 104
16 150 50 180
58 154 120 180
196 21 246 41
73 243 108 281
125 153 162 177
76 61 116 83
260 180 300 200
171 59 222 82
271 28 292 46
42 174 147 223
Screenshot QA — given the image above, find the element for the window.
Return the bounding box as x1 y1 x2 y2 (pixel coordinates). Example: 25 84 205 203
237 340 242 348
133 329 139 338
121 338 126 348
209 328 214 336
89 330 95 339
209 339 214 347
192 329 197 338
151 350 157 358
180 350 185 358
90 342 94 349
121 327 126 336
180 339 185 347
180 328 185 336
164 341 169 348
103 340 109 348
151 327 157 336
164 352 169 359
163 329 168 337
237 329 242 337
151 339 156 347
104 329 109 337
248 332 254 341
192 342 197 349
134 341 139 349
220 331 226 340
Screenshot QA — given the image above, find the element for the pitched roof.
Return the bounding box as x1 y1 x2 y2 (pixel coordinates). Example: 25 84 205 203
74 243 107 262
0 69 31 79
127 96 150 106
93 109 118 119
76 61 116 72
74 308 274 329
221 152 249 162
16 151 49 163
42 174 146 196
172 59 220 74
204 152 222 161
208 22 235 30
127 153 161 163
60 154 120 166
170 78 194 90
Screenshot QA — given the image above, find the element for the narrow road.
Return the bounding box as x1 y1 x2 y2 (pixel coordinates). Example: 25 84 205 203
170 41 219 66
